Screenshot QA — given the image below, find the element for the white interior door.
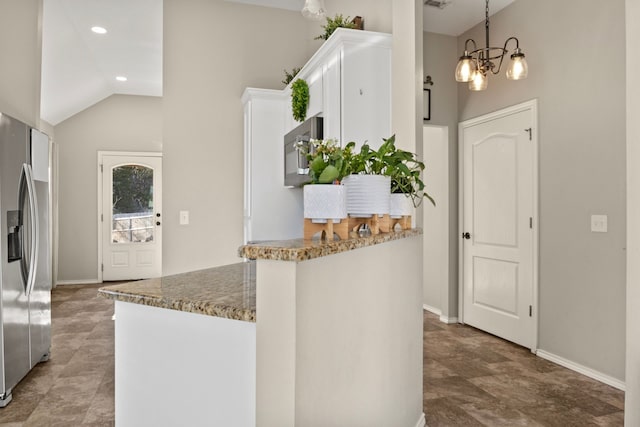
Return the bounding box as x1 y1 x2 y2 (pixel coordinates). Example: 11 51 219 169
100 153 162 281
460 101 538 349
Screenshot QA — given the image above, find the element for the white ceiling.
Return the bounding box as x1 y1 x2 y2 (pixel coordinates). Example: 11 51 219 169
423 0 515 36
41 0 162 125
40 0 513 125
223 0 516 36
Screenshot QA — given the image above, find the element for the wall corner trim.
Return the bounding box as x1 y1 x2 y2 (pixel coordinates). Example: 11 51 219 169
439 316 459 324
423 304 441 316
536 349 625 391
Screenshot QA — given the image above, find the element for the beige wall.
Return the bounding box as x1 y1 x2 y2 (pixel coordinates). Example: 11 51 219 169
161 0 395 275
0 0 42 126
423 31 459 318
162 0 313 275
626 0 639 423
54 95 162 282
458 0 626 381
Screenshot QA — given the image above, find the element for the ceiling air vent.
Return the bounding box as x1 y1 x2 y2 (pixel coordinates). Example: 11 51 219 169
424 0 452 9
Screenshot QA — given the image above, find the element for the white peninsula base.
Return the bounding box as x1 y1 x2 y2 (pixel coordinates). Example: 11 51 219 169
253 235 424 427
102 230 424 427
114 302 256 427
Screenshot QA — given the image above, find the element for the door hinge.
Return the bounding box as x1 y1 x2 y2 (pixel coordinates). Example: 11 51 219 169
100 164 103 173
525 128 532 141
529 217 533 229
529 305 533 317
101 214 103 222
101 263 104 272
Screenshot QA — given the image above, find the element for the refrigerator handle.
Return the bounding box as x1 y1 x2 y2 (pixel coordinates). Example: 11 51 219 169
20 164 39 296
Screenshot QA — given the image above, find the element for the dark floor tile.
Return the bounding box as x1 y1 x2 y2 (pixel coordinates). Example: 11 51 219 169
539 382 621 417
518 402 602 427
423 358 456 379
539 369 625 411
461 401 544 426
0 393 42 423
593 411 625 426
436 357 497 379
469 374 556 408
425 397 486 427
25 373 104 426
425 376 496 402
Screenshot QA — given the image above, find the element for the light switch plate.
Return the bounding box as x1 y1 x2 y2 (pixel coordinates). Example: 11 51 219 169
591 214 607 232
179 211 189 225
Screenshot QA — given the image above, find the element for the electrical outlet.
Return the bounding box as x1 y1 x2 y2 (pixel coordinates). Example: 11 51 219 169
591 214 607 233
180 211 189 225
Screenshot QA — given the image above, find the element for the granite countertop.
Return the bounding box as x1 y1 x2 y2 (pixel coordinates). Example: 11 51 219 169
239 228 422 262
98 262 256 322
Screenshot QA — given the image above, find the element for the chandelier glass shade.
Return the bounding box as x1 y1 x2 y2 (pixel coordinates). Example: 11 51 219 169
301 0 326 21
455 0 528 90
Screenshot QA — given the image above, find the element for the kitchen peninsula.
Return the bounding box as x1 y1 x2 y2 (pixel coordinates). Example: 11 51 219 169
99 229 425 427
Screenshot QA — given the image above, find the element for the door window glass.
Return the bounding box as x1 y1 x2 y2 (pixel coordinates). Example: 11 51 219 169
112 165 154 243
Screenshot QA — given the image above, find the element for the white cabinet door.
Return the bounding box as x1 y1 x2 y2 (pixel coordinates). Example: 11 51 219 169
307 68 323 120
283 88 297 135
323 50 341 142
341 43 391 150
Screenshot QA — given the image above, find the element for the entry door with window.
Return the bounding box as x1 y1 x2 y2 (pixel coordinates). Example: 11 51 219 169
101 153 162 281
460 101 538 350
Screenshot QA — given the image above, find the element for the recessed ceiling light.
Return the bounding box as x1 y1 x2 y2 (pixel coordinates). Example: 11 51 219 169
115 76 128 82
91 26 107 34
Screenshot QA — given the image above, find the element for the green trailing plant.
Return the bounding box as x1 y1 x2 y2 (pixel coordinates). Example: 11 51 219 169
305 138 353 184
315 14 357 41
282 67 301 86
291 78 309 122
345 135 435 207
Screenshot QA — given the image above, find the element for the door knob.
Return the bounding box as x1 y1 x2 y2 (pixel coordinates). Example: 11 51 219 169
156 221 161 226
462 232 471 239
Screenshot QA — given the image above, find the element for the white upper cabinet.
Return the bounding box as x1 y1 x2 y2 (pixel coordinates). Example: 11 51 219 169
322 50 341 141
283 28 392 149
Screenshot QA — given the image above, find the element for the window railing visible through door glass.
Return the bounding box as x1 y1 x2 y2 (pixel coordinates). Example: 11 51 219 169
112 165 154 243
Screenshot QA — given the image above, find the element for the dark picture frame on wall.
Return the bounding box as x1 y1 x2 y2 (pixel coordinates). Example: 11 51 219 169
423 89 431 121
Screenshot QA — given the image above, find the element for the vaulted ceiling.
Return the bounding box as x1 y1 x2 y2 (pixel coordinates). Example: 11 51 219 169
40 0 514 125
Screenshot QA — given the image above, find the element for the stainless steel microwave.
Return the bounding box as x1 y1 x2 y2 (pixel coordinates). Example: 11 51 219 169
284 116 323 187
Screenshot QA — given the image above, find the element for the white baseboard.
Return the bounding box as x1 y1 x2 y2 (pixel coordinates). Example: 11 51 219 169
55 279 100 286
415 412 426 427
439 315 459 324
423 304 441 316
422 305 458 324
536 349 625 391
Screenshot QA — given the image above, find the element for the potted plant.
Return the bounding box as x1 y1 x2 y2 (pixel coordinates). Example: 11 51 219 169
342 135 435 220
302 138 351 224
377 135 435 218
341 141 391 218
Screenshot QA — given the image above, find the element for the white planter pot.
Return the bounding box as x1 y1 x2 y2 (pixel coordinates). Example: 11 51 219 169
342 175 390 217
303 184 347 221
389 193 414 218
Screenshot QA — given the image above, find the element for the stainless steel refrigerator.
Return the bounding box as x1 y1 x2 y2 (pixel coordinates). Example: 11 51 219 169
0 113 51 408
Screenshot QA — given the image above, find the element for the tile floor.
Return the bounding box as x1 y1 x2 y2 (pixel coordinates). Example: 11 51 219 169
423 311 625 426
0 285 626 426
0 284 115 426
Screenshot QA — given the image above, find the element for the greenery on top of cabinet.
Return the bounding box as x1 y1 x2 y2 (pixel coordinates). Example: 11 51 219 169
282 67 301 86
291 79 309 122
315 14 357 41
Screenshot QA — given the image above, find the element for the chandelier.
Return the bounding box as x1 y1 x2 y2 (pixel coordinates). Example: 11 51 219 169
301 0 326 21
454 0 528 91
